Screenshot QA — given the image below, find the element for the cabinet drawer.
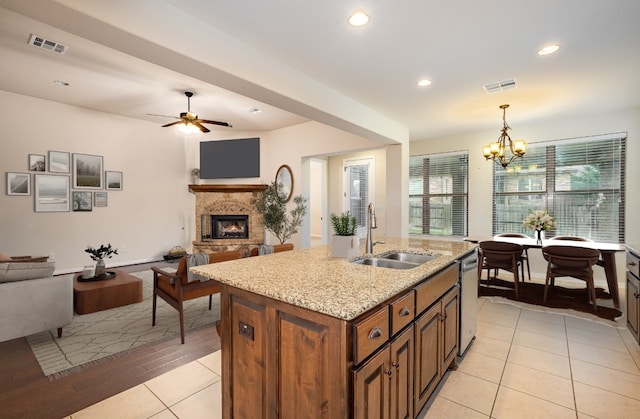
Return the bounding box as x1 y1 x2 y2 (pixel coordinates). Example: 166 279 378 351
415 264 458 315
390 291 415 335
628 251 640 278
354 306 389 364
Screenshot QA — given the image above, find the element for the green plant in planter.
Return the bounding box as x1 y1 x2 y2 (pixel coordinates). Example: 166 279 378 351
252 181 308 244
330 211 358 236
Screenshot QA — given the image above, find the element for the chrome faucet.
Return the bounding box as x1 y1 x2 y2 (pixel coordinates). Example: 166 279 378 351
366 202 377 254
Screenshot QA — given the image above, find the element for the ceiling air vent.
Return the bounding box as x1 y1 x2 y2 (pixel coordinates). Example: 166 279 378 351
483 78 516 94
28 34 68 54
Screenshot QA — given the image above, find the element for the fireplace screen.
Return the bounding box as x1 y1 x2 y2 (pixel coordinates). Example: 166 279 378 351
211 215 249 239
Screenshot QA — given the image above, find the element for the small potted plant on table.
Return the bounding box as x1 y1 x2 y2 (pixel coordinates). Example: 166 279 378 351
330 211 359 258
85 243 118 277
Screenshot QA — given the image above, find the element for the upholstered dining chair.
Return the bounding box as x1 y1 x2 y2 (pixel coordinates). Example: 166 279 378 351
249 243 294 257
151 250 243 344
478 240 525 299
548 236 593 242
495 233 531 281
541 245 601 312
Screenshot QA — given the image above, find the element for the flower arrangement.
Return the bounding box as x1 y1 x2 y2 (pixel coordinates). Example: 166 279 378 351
522 209 556 231
85 243 118 261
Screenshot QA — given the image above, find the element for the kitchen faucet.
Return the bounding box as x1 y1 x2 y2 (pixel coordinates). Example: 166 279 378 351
366 202 378 254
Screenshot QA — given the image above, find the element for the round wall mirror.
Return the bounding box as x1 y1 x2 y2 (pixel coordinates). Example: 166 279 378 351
275 164 293 202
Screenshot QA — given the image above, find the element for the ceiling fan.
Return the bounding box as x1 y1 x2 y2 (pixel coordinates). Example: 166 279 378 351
151 91 232 133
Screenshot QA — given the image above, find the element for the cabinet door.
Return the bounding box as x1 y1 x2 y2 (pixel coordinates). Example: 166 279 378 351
413 303 441 414
627 271 639 342
441 287 459 371
354 346 391 419
390 326 414 419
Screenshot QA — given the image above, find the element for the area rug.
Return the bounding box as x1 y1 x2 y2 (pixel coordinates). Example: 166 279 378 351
479 277 622 322
26 270 219 379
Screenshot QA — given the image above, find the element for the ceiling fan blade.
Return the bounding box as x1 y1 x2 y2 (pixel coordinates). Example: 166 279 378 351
193 121 210 133
200 119 232 127
161 120 184 128
147 113 179 119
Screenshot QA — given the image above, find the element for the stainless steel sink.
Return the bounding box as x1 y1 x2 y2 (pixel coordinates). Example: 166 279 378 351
380 252 437 264
351 258 418 270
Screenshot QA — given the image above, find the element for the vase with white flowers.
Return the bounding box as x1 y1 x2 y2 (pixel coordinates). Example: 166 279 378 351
522 209 555 245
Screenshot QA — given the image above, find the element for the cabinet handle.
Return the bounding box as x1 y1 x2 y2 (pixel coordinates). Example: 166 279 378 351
634 292 640 299
439 313 447 321
384 369 393 378
629 261 637 267
392 362 400 369
368 327 382 339
399 307 411 317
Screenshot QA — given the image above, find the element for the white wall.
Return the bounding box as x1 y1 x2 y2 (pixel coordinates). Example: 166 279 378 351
0 90 195 273
410 107 640 280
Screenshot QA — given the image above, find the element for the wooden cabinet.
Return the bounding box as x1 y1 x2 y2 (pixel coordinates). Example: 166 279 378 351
414 286 459 414
354 325 414 419
627 249 640 344
220 262 460 418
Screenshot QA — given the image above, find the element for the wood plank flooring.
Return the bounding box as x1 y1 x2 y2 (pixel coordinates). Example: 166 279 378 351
0 261 220 419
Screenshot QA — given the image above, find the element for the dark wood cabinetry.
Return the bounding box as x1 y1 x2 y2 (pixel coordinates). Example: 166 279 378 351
627 249 640 344
220 262 460 418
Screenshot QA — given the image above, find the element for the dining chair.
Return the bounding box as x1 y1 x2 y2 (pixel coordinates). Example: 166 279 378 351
478 240 525 299
495 233 531 281
548 236 593 242
541 245 601 312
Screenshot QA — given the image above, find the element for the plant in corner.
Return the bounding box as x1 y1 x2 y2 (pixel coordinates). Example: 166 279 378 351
252 181 308 245
329 211 360 258
85 243 118 276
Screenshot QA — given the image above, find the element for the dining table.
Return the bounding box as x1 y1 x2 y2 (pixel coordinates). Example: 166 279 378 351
465 236 626 309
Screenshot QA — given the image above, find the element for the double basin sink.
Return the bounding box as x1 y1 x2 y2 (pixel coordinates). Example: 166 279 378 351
351 252 438 270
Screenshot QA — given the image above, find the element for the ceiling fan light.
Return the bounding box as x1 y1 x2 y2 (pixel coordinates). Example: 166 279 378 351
179 123 199 134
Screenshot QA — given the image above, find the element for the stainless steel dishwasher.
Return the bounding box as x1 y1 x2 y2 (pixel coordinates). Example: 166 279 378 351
458 249 478 356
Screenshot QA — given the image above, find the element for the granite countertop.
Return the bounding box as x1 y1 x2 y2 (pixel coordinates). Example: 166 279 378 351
191 237 477 321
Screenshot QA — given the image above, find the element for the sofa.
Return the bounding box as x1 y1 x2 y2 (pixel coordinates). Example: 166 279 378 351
0 254 73 343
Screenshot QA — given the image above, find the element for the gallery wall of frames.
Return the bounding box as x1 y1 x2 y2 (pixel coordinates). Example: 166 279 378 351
5 151 123 212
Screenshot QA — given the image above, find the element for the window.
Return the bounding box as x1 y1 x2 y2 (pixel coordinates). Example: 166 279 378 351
493 134 626 243
343 157 374 229
409 151 468 236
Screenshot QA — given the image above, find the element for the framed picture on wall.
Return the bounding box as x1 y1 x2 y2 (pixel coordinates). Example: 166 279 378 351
7 172 30 196
72 191 93 211
34 174 70 212
105 171 123 191
49 151 70 173
73 153 103 189
94 191 108 207
29 154 46 171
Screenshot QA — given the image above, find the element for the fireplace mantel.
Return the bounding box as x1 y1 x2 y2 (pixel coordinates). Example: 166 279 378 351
189 184 267 193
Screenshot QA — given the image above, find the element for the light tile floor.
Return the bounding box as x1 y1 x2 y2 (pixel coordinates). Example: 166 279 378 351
67 298 640 419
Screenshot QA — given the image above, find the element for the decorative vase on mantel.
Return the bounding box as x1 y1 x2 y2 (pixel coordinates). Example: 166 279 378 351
535 229 544 246
95 259 106 276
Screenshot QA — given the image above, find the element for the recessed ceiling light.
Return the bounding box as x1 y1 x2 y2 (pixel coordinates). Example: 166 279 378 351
538 44 560 55
348 10 369 27
417 79 432 87
53 80 69 86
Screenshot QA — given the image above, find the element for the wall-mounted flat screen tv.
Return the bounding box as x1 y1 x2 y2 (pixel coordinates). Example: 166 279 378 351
199 137 260 179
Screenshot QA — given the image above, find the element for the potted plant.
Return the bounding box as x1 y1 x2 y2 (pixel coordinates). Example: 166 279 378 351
85 243 118 276
252 181 308 245
330 211 359 258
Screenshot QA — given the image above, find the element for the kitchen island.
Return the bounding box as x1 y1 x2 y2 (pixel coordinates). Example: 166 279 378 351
192 237 476 418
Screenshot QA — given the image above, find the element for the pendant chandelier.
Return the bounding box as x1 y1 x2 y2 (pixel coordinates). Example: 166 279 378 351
482 104 527 168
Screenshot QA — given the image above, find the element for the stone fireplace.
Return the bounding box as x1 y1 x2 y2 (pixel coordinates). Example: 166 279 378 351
189 184 267 254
